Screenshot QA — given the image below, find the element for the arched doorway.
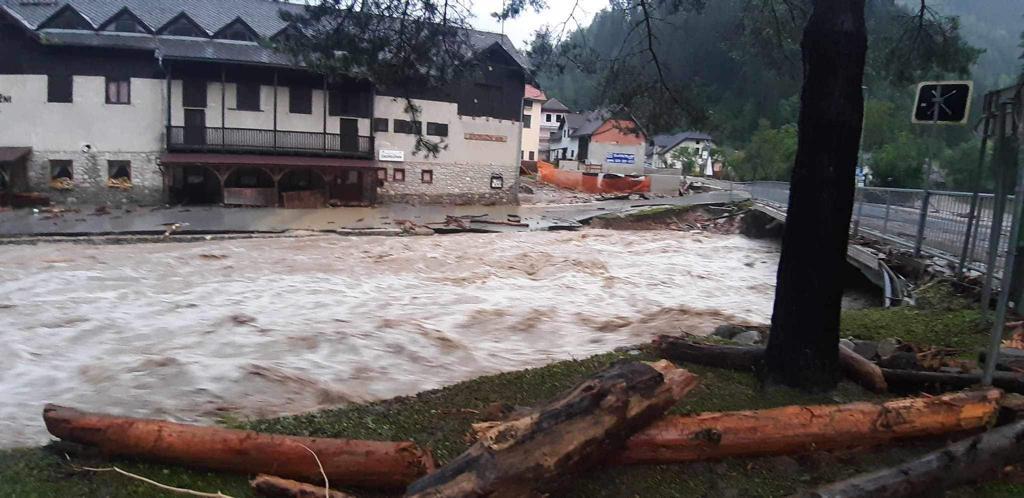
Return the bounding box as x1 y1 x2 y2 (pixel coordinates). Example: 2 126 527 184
223 167 276 206
173 165 222 205
278 169 328 208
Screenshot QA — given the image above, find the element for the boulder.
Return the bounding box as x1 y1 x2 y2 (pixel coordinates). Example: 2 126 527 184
732 331 762 345
712 324 747 340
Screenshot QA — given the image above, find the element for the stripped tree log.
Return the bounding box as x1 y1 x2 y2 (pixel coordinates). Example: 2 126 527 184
619 389 1001 464
882 368 1024 394
251 474 355 498
839 344 888 393
655 335 764 370
43 404 435 489
799 419 1024 498
405 360 700 498
656 336 887 392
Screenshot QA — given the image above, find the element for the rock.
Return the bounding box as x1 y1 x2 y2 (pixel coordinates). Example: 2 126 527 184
852 340 879 361
878 351 921 370
877 338 901 359
732 331 762 345
767 456 802 475
840 339 855 352
712 324 746 340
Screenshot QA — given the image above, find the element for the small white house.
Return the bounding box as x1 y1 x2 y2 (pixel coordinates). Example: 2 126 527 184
647 132 715 174
538 98 570 159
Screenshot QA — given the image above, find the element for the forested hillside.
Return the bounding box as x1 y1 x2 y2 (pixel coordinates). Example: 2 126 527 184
532 0 1023 189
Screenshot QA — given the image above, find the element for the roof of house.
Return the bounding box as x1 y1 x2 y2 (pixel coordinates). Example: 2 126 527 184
0 0 529 69
524 84 546 101
651 131 714 151
541 98 570 112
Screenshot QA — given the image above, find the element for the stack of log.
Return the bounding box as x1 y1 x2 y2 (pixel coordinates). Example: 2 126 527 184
42 343 1024 498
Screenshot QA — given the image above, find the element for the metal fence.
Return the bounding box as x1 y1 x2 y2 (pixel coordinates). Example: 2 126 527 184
716 179 1012 277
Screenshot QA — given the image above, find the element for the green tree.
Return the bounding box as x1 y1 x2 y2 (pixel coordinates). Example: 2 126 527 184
669 147 701 174
732 120 798 181
870 132 927 188
942 139 993 192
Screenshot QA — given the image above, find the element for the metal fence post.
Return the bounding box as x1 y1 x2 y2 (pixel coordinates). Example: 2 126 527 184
882 189 892 235
852 188 864 236
914 190 931 257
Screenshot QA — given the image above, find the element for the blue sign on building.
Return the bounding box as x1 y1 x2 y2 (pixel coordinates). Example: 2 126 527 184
606 153 635 164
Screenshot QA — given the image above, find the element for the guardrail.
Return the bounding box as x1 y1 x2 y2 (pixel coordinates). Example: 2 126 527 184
688 176 1010 278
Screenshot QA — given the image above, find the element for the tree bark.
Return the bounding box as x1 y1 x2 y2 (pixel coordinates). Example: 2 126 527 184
618 389 1000 464
655 335 764 370
404 360 700 498
839 343 888 393
882 368 1024 394
43 404 435 489
799 418 1024 498
657 337 885 392
251 474 355 498
764 0 868 390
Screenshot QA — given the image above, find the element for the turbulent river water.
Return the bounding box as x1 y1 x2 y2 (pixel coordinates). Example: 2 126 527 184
0 230 782 447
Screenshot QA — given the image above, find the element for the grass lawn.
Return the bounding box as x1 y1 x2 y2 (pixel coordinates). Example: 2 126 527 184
2 284 1019 497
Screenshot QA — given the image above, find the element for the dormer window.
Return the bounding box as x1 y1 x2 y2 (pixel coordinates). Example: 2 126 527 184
100 8 151 34
215 18 259 42
38 5 93 30
158 13 207 38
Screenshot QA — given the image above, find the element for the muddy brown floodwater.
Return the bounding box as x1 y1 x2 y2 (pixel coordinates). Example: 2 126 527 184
0 230 781 447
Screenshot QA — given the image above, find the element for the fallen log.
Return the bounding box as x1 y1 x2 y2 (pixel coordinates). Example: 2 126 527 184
251 475 355 498
43 404 435 489
405 360 700 498
882 368 1024 394
619 389 1001 464
839 343 888 393
799 418 1024 498
655 335 764 370
657 336 887 392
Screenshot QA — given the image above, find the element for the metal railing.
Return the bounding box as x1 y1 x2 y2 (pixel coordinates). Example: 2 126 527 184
167 126 374 159
709 178 1011 278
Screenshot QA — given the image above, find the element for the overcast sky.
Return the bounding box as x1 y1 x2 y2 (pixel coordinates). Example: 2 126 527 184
469 0 609 48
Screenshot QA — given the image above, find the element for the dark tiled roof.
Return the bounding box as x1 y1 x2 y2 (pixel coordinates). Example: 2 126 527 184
569 110 611 138
651 131 714 150
541 98 569 112
1 0 529 68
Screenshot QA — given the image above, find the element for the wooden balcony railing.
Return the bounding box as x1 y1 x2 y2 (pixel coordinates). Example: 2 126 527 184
167 126 374 159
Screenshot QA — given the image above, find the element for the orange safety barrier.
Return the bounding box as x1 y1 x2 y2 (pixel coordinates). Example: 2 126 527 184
538 161 650 194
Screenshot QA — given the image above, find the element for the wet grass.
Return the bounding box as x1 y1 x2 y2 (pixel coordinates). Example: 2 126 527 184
0 281 1015 497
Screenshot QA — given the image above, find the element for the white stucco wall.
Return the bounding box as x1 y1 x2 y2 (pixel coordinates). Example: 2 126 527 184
373 96 520 199
587 141 646 173
169 81 370 135
519 99 542 161
0 74 164 152
0 74 166 203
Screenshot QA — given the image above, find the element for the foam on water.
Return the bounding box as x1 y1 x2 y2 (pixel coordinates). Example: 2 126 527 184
0 230 780 447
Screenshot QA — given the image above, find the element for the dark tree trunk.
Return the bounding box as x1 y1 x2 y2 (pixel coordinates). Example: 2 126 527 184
764 0 868 391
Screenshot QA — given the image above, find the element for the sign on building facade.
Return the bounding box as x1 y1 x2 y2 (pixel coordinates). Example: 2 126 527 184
606 153 635 164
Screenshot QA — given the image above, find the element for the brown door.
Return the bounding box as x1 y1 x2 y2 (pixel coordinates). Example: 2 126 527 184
331 169 364 204
339 118 359 152
184 109 206 146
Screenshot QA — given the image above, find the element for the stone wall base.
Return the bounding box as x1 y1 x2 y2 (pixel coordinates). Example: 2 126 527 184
27 150 163 206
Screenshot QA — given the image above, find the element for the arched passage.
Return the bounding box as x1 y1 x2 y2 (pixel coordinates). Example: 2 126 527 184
278 168 328 208
172 165 222 205
224 167 274 189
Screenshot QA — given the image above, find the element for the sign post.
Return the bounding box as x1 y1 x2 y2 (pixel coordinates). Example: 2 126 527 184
910 81 974 256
